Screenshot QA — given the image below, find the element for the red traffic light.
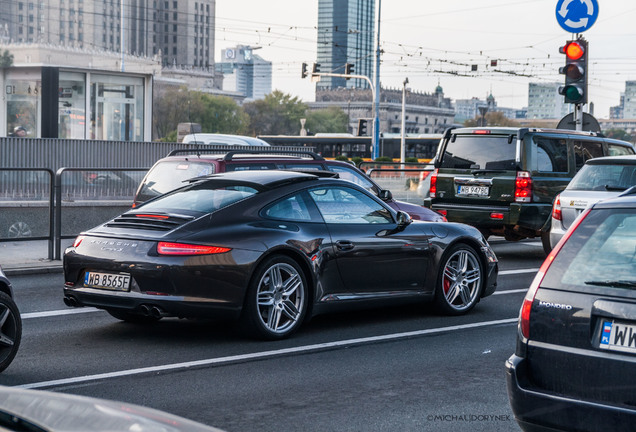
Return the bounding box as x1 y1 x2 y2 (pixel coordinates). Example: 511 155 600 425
561 41 585 60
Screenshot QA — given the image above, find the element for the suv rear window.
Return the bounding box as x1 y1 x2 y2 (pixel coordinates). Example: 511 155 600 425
568 164 636 191
137 161 215 202
439 135 517 170
542 209 636 290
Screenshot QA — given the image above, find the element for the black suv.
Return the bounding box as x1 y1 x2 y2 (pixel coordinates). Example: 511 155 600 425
134 149 445 222
425 127 634 251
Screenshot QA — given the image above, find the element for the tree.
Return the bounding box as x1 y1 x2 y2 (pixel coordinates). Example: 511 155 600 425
464 111 520 127
243 90 308 135
153 86 249 140
304 106 349 135
604 128 633 143
0 50 13 67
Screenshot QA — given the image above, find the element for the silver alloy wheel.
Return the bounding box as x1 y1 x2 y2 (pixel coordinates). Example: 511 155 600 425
256 262 305 335
441 248 482 312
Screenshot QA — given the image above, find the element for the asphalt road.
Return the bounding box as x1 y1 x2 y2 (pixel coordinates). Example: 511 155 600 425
0 238 545 432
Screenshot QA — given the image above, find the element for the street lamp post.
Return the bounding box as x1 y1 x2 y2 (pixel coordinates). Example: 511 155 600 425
400 77 408 164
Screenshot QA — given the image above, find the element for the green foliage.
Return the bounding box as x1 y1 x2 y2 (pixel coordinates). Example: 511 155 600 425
0 50 13 67
374 156 393 162
351 157 364 167
152 86 249 140
334 155 349 162
305 106 349 135
604 128 633 143
405 157 419 163
243 90 308 135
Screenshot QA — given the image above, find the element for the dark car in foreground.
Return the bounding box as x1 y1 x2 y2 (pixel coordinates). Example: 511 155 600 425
506 191 636 431
0 386 222 431
0 267 21 372
64 170 497 340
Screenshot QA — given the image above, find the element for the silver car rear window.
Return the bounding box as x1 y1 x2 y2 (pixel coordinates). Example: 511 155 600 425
568 164 636 191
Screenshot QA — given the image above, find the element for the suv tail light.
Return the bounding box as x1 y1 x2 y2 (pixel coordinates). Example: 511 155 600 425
514 171 532 203
519 207 591 339
429 169 438 198
552 194 562 221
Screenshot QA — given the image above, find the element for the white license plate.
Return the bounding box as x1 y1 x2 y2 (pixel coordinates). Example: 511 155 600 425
457 185 489 197
599 320 636 354
84 271 131 291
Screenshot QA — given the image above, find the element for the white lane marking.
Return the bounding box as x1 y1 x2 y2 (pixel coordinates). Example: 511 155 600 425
22 308 101 319
16 317 517 390
499 268 539 276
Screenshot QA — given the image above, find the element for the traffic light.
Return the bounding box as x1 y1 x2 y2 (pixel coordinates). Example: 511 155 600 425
558 38 588 104
312 63 321 74
301 62 308 79
357 119 368 136
345 63 354 79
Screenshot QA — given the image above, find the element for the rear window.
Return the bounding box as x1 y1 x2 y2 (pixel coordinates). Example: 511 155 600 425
140 183 258 213
542 208 636 290
439 135 517 170
567 163 636 191
137 161 215 202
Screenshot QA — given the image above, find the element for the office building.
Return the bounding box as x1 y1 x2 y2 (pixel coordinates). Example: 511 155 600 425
316 0 374 90
527 82 572 119
218 45 272 100
0 0 215 68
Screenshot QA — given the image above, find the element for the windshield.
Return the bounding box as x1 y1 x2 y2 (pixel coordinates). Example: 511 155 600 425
542 209 636 289
439 135 517 170
136 161 216 203
140 183 258 213
567 163 636 191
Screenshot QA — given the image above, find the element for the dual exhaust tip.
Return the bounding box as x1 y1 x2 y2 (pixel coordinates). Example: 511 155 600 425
63 296 167 319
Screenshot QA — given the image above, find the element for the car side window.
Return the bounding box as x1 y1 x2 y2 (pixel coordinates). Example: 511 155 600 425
264 194 314 222
308 186 393 224
573 140 604 171
607 144 635 156
532 137 568 173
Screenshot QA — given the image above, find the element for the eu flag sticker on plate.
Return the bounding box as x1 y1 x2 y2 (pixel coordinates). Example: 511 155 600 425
600 321 613 347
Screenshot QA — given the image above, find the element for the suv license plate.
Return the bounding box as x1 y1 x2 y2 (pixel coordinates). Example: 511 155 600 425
599 320 636 354
457 185 489 197
84 271 131 291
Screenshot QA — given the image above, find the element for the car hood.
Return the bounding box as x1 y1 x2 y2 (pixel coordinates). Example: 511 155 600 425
392 200 446 222
0 386 223 432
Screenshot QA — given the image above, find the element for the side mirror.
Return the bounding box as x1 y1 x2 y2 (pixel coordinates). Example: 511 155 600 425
379 189 393 201
396 211 412 228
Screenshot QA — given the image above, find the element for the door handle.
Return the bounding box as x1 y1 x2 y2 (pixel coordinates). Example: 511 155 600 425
335 240 354 251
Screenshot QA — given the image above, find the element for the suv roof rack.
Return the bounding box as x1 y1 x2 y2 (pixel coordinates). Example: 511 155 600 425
166 147 324 161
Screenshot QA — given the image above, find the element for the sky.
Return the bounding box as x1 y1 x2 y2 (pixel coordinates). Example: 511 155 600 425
215 0 636 119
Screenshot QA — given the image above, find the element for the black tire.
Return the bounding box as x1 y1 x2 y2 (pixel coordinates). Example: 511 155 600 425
107 309 160 324
541 230 552 255
433 244 484 315
0 292 22 373
241 255 308 340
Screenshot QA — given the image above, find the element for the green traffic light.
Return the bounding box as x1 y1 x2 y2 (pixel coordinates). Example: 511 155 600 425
563 85 584 103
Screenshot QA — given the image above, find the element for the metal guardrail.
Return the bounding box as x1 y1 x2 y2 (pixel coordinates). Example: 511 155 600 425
0 167 148 260
0 168 55 258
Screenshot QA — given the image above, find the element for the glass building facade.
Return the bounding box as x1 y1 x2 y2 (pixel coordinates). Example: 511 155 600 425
316 0 374 90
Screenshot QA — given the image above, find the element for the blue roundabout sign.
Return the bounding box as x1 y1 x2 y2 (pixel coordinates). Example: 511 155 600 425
556 0 599 33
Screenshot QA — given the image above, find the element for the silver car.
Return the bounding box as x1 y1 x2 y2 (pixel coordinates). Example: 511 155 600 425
549 155 636 250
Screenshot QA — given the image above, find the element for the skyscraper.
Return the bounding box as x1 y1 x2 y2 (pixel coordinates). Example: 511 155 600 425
316 0 374 90
0 0 215 69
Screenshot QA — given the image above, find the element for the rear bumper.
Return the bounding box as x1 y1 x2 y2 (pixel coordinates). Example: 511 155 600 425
505 354 636 432
426 200 550 233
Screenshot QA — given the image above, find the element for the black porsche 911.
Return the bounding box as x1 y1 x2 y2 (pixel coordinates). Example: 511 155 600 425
63 170 498 340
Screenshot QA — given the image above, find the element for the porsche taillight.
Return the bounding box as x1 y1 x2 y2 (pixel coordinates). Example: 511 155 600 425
157 242 231 256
